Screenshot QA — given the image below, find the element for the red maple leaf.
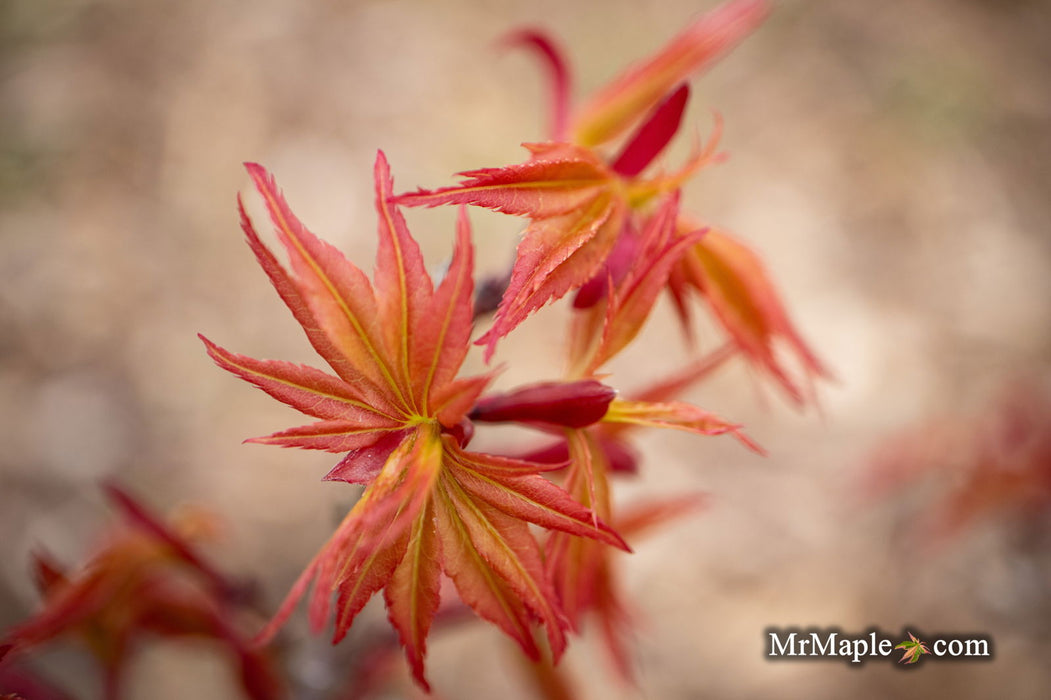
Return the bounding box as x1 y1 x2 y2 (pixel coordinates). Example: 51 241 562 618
202 153 628 690
395 2 831 410
0 484 281 700
470 346 762 681
667 224 832 406
503 0 769 149
566 191 704 376
394 0 769 360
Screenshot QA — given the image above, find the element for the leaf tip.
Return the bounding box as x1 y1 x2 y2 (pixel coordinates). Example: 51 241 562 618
373 149 392 182
243 161 269 186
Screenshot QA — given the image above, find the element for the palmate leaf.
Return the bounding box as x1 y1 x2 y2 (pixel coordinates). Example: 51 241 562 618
395 130 726 363
396 145 627 361
469 366 758 681
473 343 758 681
204 153 490 446
668 225 832 405
207 154 631 690
568 191 704 375
895 631 930 664
254 428 628 690
1 488 284 700
397 0 745 363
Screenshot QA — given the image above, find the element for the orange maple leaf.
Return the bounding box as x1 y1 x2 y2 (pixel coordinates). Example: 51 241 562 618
0 484 281 700
202 154 628 690
396 1 830 410
667 224 832 405
394 0 769 360
566 191 703 376
470 346 761 681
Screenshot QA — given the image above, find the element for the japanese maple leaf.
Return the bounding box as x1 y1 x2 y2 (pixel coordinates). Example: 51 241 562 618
667 224 832 405
865 382 1051 542
395 139 715 362
0 484 282 700
202 153 628 690
566 191 704 377
543 432 711 682
895 631 930 664
473 341 759 537
474 409 739 683
471 352 759 515
505 0 769 148
395 0 769 360
540 391 761 593
470 349 760 681
530 0 828 406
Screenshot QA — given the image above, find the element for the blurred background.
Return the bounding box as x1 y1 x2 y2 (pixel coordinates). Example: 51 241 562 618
2 0 1049 697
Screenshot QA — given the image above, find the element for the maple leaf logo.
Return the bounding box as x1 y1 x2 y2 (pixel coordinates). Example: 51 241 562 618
202 152 629 690
895 631 931 664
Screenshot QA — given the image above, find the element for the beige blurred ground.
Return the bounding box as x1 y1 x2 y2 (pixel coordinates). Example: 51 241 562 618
2 0 1050 698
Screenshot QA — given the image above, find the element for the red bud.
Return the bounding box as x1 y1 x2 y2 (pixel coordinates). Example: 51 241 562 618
470 380 616 428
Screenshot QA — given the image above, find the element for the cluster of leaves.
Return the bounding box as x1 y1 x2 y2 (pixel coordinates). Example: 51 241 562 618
199 0 826 690
3 1 829 697
0 485 283 700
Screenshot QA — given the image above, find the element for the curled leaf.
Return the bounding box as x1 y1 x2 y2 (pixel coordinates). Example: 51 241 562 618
470 380 616 428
